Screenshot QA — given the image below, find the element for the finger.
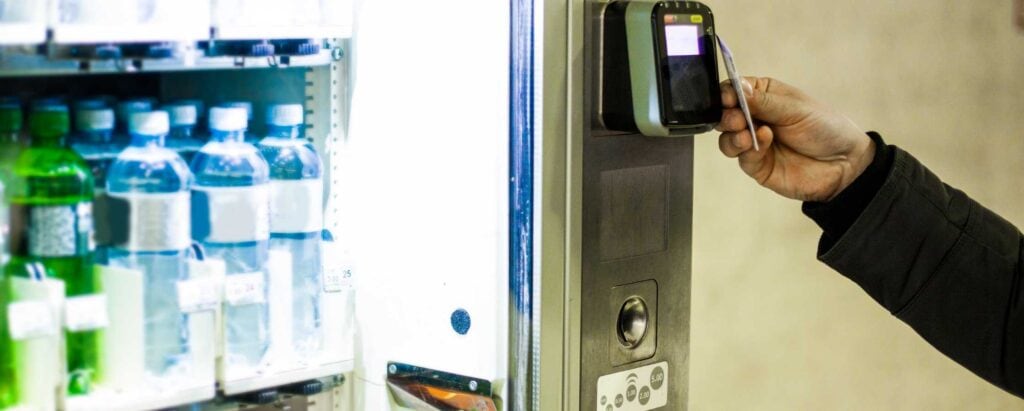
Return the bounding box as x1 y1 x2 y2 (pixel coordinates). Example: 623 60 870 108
720 131 745 156
737 125 775 177
720 80 738 108
743 77 806 125
718 130 751 158
715 108 747 132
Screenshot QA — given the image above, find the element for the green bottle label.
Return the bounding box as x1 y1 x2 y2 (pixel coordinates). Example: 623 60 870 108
9 203 95 257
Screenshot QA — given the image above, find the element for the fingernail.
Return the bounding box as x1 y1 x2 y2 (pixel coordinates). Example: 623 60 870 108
741 79 753 95
732 133 744 148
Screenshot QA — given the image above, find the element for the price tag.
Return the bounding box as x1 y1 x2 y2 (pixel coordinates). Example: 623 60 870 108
323 266 352 293
321 244 353 293
177 277 222 313
223 272 265 306
64 294 109 332
8 300 58 340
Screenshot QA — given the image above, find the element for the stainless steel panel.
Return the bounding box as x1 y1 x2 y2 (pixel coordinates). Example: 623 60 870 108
580 1 693 410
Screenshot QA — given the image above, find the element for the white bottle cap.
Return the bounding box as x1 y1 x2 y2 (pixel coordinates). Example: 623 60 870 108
219 101 253 120
76 108 115 131
117 100 153 121
209 107 248 131
162 104 198 126
129 111 169 135
266 104 304 126
176 99 206 118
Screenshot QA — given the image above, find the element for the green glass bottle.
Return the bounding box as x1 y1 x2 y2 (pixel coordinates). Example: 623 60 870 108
0 104 22 183
0 180 13 408
7 107 100 395
0 103 20 407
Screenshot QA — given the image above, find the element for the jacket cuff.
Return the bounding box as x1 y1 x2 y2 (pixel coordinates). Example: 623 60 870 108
802 132 895 251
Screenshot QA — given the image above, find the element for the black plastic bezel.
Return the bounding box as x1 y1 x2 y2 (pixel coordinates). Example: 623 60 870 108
651 1 722 128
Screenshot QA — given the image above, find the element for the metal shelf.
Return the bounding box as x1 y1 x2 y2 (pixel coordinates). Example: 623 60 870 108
0 46 340 78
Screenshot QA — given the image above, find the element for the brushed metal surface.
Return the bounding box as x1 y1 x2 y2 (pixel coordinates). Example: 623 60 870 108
580 1 693 410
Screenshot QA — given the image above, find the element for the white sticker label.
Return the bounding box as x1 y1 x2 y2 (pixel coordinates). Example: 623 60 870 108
176 277 222 313
322 266 352 293
596 361 669 411
109 192 191 252
321 243 352 293
29 203 93 257
7 300 58 340
223 272 266 306
270 179 324 234
194 185 270 243
64 294 109 332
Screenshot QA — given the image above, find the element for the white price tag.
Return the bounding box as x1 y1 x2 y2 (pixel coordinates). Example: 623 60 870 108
322 266 352 293
64 294 109 332
7 300 58 340
321 245 353 293
223 272 266 306
177 277 222 313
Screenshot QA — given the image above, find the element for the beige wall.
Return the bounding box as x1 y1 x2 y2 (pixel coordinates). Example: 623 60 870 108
690 0 1024 409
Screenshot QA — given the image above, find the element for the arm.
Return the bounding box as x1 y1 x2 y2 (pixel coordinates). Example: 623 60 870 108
719 77 1024 396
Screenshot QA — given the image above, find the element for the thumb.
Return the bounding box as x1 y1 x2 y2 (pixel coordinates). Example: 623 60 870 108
741 77 806 126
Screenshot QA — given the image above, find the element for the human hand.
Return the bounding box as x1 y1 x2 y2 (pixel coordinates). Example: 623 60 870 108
717 77 875 202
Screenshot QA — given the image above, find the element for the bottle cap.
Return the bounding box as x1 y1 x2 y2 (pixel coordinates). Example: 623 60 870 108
176 99 206 118
209 107 247 131
30 107 70 139
129 111 170 135
117 100 153 122
76 108 115 132
31 97 67 110
163 104 198 126
266 104 304 126
0 105 22 133
219 101 253 120
74 99 107 111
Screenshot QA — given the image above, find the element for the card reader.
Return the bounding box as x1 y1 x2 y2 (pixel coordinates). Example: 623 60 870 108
602 1 722 137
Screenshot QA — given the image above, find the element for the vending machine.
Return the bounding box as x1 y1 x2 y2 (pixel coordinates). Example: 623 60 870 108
0 0 704 410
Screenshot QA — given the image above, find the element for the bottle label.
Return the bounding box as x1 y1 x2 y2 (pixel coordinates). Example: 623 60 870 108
223 272 266 306
192 185 270 243
269 179 324 234
176 277 222 313
107 192 191 252
13 203 95 257
7 300 59 340
64 294 109 332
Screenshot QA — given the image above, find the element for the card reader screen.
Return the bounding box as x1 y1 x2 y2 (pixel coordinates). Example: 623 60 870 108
664 24 700 56
657 11 720 126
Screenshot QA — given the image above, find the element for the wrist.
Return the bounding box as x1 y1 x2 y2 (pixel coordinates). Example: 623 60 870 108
830 133 876 201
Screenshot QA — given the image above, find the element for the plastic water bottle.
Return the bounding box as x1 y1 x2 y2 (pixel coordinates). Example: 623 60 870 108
217 101 257 143
190 107 270 372
258 104 323 362
175 99 207 137
71 107 119 189
162 103 204 163
116 99 153 141
106 111 193 381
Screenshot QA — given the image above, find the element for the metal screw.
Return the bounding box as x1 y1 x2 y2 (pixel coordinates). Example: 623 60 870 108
331 48 345 61
388 364 397 374
468 380 478 391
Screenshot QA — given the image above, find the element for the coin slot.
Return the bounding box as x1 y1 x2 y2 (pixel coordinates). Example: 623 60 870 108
617 296 649 348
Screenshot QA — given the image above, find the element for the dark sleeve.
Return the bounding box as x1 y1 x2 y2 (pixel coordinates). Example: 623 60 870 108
803 134 1024 397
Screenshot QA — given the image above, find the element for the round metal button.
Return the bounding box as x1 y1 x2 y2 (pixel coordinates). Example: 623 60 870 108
617 296 649 348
